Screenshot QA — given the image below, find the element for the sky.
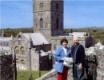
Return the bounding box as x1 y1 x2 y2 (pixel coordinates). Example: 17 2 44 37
0 0 104 29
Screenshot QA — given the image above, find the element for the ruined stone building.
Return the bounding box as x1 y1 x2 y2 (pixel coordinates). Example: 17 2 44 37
0 35 13 55
13 32 52 71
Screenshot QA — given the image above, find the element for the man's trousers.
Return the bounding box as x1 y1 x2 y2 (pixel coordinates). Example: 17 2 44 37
73 64 84 80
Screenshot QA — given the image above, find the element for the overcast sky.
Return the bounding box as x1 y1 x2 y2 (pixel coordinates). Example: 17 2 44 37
1 0 104 29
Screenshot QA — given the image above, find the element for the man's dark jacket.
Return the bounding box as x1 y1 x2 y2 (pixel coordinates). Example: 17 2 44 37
71 44 86 65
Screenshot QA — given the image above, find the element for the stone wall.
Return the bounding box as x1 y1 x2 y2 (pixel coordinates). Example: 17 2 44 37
51 36 86 50
36 55 97 80
36 46 104 80
84 55 97 80
96 49 104 80
0 54 14 80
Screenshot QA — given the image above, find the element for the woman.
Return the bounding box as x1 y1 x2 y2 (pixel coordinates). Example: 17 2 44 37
53 38 71 80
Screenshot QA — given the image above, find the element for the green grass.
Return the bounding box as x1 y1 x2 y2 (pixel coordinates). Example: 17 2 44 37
17 71 49 80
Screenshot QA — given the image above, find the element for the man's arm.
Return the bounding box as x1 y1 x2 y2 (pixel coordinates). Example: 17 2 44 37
79 45 86 66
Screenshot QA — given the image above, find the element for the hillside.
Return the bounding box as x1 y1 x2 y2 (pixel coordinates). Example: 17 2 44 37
0 28 33 37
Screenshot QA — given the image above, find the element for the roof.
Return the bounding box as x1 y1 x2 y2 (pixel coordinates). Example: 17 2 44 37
22 33 49 45
0 37 12 42
0 46 10 50
71 32 87 38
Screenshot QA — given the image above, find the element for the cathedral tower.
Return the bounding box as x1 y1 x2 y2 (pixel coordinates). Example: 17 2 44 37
33 0 64 42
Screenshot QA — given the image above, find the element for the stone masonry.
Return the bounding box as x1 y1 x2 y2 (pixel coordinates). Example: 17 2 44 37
36 44 104 80
0 54 13 80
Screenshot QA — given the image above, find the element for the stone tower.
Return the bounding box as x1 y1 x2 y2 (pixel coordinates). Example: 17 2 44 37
33 0 64 42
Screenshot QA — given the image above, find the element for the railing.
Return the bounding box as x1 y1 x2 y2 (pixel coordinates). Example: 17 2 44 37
36 69 57 80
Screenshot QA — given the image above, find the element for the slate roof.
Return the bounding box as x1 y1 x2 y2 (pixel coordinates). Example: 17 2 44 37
21 33 49 45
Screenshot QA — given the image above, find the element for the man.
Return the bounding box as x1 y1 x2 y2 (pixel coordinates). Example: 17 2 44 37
71 37 86 80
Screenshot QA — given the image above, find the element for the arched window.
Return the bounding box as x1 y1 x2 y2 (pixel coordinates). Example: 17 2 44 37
36 23 38 28
56 18 59 29
56 3 59 10
40 3 43 8
40 18 43 28
20 46 25 55
14 46 19 54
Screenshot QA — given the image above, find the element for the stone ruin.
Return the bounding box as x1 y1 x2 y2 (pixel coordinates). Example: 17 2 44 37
36 42 104 80
96 48 104 80
0 52 16 80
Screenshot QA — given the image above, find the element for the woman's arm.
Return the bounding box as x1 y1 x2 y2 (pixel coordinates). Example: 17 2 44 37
53 46 63 62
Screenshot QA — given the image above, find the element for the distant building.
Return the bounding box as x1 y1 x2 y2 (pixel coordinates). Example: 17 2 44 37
71 32 89 37
0 35 13 55
13 32 52 71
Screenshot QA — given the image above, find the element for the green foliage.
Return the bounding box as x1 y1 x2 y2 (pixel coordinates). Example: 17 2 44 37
1 28 33 37
102 40 104 45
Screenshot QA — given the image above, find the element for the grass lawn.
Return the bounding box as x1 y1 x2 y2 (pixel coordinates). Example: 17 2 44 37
17 71 49 80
